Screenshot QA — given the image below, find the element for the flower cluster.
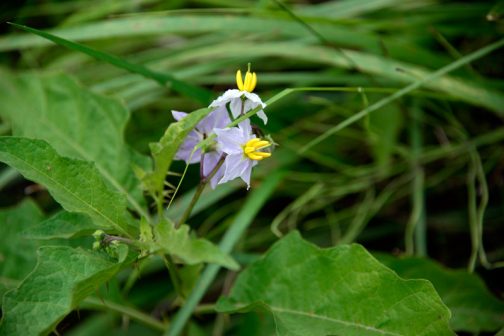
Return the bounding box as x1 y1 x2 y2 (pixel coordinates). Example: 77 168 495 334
174 65 273 189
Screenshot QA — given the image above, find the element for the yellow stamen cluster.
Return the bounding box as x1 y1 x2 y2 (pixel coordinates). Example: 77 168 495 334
236 66 257 93
243 138 271 161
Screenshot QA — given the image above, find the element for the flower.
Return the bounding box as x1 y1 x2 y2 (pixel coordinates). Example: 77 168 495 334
214 119 271 189
209 65 268 124
172 107 229 189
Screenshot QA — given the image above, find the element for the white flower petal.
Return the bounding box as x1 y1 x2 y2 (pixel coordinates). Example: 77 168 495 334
214 127 246 155
219 154 250 185
196 106 231 135
229 97 243 119
202 151 222 177
240 164 253 189
210 165 225 189
209 89 243 108
243 96 268 124
243 92 266 108
172 110 188 121
256 110 268 124
238 118 253 138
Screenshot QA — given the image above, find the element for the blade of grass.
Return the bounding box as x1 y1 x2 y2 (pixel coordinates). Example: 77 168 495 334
405 104 427 256
7 22 212 104
299 38 504 153
165 171 285 336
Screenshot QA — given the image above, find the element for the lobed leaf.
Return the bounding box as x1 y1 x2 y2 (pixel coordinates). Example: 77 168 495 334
26 211 100 240
217 231 454 336
0 137 136 237
0 200 44 286
0 71 149 217
0 246 126 336
378 256 504 333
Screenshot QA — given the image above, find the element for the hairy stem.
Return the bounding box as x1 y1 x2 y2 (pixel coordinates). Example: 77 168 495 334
176 155 225 228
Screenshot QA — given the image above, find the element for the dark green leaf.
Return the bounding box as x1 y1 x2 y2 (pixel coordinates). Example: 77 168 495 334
0 200 44 283
217 232 453 336
26 211 100 240
0 246 126 336
0 71 149 217
378 256 504 333
0 137 136 237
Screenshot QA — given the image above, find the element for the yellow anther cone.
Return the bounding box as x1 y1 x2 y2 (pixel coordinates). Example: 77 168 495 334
235 66 258 93
236 70 244 91
243 138 272 161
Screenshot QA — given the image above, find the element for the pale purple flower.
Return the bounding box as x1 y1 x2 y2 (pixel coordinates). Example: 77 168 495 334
214 119 271 189
172 107 230 189
210 89 268 125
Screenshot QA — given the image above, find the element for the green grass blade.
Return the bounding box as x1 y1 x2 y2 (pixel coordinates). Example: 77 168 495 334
7 22 212 104
300 38 504 153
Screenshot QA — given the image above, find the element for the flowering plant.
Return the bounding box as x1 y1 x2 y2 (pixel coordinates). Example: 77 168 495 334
174 65 274 190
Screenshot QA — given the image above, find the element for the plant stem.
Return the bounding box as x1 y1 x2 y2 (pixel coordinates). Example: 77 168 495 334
163 255 184 299
165 171 285 336
82 296 167 332
177 182 206 229
176 155 225 228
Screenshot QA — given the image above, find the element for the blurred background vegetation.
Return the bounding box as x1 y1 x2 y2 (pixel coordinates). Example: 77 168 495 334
0 0 503 335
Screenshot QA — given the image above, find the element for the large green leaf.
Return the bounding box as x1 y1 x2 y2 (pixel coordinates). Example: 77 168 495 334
141 107 211 201
149 219 238 270
0 200 44 286
26 211 100 240
0 137 136 237
0 71 149 217
0 246 126 336
378 256 504 333
217 232 453 336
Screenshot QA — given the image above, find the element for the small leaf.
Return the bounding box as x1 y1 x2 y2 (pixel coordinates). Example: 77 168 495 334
142 107 211 200
151 219 238 270
0 246 126 336
26 211 100 240
0 137 136 237
378 255 504 333
217 231 454 336
0 200 44 282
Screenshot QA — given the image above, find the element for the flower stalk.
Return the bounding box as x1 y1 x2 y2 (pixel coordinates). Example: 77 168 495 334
176 155 226 228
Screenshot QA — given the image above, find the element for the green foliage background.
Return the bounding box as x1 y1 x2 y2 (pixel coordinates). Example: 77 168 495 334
0 0 503 335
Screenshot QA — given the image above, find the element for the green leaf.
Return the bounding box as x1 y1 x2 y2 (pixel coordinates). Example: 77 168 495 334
26 211 100 240
151 219 238 270
0 137 136 238
0 200 44 282
0 246 126 336
142 107 211 200
0 71 149 218
7 23 212 105
217 232 453 336
378 256 504 333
